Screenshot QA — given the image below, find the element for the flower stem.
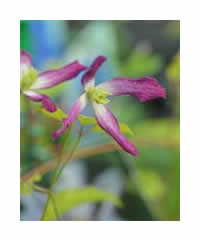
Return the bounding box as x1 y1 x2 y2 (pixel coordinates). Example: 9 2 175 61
40 127 83 221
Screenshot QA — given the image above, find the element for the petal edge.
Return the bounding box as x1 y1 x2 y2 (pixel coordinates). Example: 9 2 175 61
30 61 87 90
93 103 138 156
52 94 88 139
81 56 107 90
23 91 57 112
97 77 166 102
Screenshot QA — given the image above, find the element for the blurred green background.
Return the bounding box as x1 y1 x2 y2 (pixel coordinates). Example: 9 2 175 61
20 20 180 221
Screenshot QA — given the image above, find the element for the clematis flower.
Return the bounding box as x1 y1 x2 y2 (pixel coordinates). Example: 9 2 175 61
20 50 87 112
53 56 166 156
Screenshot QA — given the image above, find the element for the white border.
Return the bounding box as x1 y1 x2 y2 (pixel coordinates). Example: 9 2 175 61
1 0 200 239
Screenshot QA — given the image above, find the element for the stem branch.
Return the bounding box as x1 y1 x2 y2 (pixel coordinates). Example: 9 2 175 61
40 127 83 221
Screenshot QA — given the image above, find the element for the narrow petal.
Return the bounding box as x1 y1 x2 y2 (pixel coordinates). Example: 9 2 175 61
52 94 88 139
97 77 166 102
42 95 57 112
81 56 107 90
93 103 138 156
30 61 87 90
23 91 57 112
20 50 32 66
20 50 33 78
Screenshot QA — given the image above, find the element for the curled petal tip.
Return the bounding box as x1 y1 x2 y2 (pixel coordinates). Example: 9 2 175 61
95 56 107 62
161 87 167 99
93 103 139 156
81 55 107 88
52 131 60 141
42 95 57 112
52 94 88 139
20 50 32 65
23 91 57 113
132 148 139 156
52 119 71 140
71 60 88 71
89 56 107 71
97 76 166 102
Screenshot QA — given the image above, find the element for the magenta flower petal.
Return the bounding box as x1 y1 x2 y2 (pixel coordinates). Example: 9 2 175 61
30 61 87 90
20 50 33 78
42 95 57 112
81 56 107 89
52 94 88 140
23 90 57 112
23 90 43 101
97 77 166 102
93 103 138 156
20 50 32 66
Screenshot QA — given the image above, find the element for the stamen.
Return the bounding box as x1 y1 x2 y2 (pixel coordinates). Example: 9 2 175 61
87 87 111 104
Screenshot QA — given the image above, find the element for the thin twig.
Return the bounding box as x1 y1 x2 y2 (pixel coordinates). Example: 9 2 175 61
21 139 178 183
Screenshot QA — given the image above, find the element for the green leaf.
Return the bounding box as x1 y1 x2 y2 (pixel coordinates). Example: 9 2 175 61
136 169 165 200
38 107 67 121
78 115 96 125
119 122 134 137
44 186 122 220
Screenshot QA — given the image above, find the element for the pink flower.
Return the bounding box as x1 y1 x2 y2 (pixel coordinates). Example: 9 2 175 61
20 50 87 112
53 56 166 156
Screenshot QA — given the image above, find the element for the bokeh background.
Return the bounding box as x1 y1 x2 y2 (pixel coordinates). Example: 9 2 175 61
20 20 180 221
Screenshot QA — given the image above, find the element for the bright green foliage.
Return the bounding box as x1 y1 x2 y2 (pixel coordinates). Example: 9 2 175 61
78 115 97 125
119 122 134 137
136 169 165 200
39 107 67 121
20 174 41 195
43 186 122 220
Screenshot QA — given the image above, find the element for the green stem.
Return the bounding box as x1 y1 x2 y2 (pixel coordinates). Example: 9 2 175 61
49 192 60 220
33 184 60 220
56 127 83 182
40 127 83 221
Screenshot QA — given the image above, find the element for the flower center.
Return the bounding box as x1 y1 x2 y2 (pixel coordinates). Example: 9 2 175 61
87 87 111 104
20 67 38 91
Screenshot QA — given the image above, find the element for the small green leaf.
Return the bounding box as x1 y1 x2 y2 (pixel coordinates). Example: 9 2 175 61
119 122 134 137
136 169 165 200
38 107 67 121
78 115 96 125
44 186 122 220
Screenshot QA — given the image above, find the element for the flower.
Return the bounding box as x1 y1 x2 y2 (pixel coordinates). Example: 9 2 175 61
20 50 87 112
53 56 166 156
